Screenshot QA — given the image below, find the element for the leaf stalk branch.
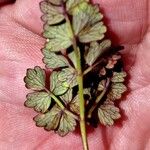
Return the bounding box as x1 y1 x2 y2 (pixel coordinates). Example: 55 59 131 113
87 78 110 118
83 60 103 75
44 87 79 120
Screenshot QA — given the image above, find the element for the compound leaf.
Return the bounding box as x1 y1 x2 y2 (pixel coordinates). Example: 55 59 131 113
25 92 51 113
24 0 127 136
43 23 72 52
40 1 64 25
42 49 70 69
98 103 121 126
24 66 45 90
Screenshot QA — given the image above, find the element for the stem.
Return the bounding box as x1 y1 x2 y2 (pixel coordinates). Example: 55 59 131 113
66 16 89 150
87 78 110 118
78 73 88 150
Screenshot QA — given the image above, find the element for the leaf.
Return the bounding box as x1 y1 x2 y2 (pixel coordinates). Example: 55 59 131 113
98 80 106 91
60 89 79 114
34 105 62 130
34 105 77 136
66 0 89 13
56 111 77 136
85 40 111 66
60 88 73 105
72 2 106 43
107 83 127 100
40 1 64 25
111 72 127 83
25 92 51 113
83 88 91 98
47 0 66 5
50 68 77 95
68 88 91 115
69 95 80 115
98 104 121 126
79 22 107 43
42 49 70 69
85 42 99 66
60 88 91 115
24 66 45 90
58 68 77 88
50 71 69 95
105 54 122 69
68 51 77 68
43 23 72 52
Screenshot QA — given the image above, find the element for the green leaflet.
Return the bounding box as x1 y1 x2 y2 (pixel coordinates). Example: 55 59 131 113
40 1 64 25
68 51 77 68
42 49 70 69
60 88 73 105
72 3 103 34
50 68 77 96
79 22 107 43
60 89 80 115
98 80 106 91
58 68 77 88
34 105 77 136
111 72 127 83
47 0 66 5
72 2 106 43
69 95 80 115
107 83 127 100
98 103 121 126
56 111 77 136
50 71 69 95
43 23 73 52
85 42 99 66
107 71 127 100
66 0 89 13
25 92 51 113
34 105 62 130
85 40 111 66
24 66 45 90
60 88 91 115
